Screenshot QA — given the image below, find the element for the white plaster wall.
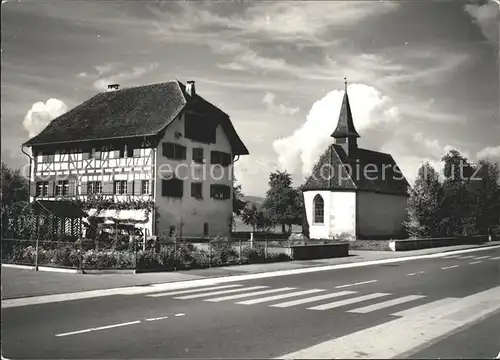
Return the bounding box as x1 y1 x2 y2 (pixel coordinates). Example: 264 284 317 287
357 192 408 238
154 113 234 238
304 191 356 240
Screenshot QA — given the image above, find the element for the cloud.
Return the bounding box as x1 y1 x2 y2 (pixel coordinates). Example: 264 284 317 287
272 83 401 179
477 145 500 159
262 92 299 116
464 1 499 46
22 98 68 138
92 63 160 91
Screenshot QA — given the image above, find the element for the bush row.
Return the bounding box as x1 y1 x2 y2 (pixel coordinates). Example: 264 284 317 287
2 240 292 270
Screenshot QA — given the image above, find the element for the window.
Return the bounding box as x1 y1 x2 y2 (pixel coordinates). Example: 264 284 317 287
56 180 69 196
162 142 187 160
133 148 141 158
192 148 204 163
42 152 55 163
203 223 209 237
161 178 183 198
119 148 125 158
191 182 203 199
90 148 102 160
114 180 127 195
36 181 49 196
126 146 134 158
141 180 150 195
210 184 230 200
210 151 232 167
185 113 216 144
87 181 102 195
313 194 324 224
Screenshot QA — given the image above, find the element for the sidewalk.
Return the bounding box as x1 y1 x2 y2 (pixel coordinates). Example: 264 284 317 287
2 242 499 300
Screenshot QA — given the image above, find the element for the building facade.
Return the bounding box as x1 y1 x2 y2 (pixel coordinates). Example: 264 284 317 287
302 81 410 240
22 80 249 238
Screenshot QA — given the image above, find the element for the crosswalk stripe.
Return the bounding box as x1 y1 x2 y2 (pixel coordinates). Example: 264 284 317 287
443 255 461 259
235 289 326 305
147 284 242 297
457 255 474 259
348 295 426 314
174 286 271 299
470 261 482 264
490 256 500 260
270 291 357 308
391 297 458 317
205 288 297 302
474 256 491 260
308 293 389 311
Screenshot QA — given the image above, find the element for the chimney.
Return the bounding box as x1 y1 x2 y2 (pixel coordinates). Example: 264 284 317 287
107 84 120 91
186 80 196 96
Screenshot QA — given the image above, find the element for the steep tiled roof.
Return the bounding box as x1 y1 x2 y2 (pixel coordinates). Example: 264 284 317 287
23 81 249 155
303 144 410 196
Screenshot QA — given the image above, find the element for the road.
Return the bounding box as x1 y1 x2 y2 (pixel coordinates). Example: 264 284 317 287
2 246 499 359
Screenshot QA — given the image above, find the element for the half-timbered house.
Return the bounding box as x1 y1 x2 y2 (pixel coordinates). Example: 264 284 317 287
22 80 249 238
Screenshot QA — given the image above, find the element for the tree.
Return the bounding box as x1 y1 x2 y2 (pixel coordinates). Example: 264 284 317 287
471 159 500 234
233 180 248 217
404 162 443 238
262 170 303 235
440 150 475 236
1 161 29 236
240 203 270 232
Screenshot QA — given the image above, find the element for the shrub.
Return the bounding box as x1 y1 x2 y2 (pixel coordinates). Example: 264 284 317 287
241 246 266 262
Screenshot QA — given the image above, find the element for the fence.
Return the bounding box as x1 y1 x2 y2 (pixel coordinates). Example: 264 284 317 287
2 236 328 272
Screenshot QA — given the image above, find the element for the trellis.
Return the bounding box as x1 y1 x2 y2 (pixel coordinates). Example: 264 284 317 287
25 200 88 241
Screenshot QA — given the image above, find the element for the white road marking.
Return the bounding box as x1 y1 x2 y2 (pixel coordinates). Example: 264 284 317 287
145 316 169 322
392 297 459 317
308 293 389 311
55 320 141 337
490 256 500 260
277 286 500 359
443 255 461 259
174 286 271 299
205 287 299 302
147 284 242 297
348 295 426 314
174 313 185 317
235 289 326 305
473 256 491 260
270 291 356 308
335 280 377 288
457 255 475 259
418 271 425 274
4 245 499 308
470 261 482 264
407 273 416 276
441 265 459 270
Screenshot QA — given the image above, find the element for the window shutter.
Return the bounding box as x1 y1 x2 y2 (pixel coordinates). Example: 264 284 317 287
161 180 168 197
127 181 134 195
177 179 184 198
150 180 154 197
179 145 187 160
80 182 88 195
210 184 215 198
210 151 217 164
162 143 174 158
102 181 113 195
69 180 76 196
30 182 37 197
134 180 142 195
47 181 55 196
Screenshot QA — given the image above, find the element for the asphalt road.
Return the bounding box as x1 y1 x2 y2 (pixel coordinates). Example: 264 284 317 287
2 247 499 359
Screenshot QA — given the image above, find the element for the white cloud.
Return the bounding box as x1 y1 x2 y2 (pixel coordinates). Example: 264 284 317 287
272 83 401 179
262 92 299 116
464 1 499 46
23 99 68 138
477 145 500 159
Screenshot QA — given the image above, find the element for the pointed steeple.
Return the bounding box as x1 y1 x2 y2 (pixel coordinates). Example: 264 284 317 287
331 78 359 157
331 78 360 139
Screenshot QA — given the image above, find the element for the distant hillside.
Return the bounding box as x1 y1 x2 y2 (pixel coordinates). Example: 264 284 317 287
242 195 265 207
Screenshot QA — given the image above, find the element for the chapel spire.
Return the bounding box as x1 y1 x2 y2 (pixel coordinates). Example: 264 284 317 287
331 78 360 157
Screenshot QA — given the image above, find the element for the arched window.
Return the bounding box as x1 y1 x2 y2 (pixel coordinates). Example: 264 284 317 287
313 194 324 224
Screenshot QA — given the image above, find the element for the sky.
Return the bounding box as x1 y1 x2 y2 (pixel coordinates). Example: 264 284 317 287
1 0 499 197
